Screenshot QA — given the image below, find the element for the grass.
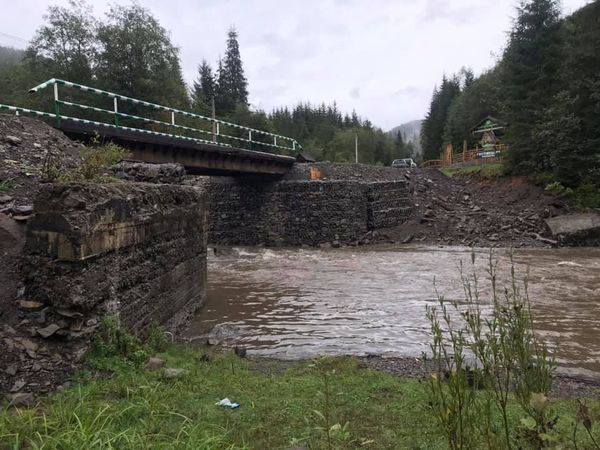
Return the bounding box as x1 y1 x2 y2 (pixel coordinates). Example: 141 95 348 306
1 346 599 449
441 163 504 179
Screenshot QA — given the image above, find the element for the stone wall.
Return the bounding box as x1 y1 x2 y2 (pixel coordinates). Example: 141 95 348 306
199 176 411 247
22 182 207 336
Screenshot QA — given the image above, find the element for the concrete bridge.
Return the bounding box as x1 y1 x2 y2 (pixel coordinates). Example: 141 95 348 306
0 78 299 176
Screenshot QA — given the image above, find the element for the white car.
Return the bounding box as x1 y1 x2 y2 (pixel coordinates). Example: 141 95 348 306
398 158 417 168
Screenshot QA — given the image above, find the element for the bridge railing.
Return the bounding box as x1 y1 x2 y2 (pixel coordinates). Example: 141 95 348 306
1 78 302 154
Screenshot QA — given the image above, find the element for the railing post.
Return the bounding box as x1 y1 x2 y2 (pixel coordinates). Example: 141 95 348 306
274 136 277 147
113 97 119 127
293 141 296 152
53 83 60 127
216 123 220 144
171 111 175 138
249 130 252 150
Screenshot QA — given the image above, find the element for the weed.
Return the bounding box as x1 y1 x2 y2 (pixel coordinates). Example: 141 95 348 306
79 143 129 181
424 250 558 449
0 179 17 193
147 320 170 353
92 317 148 368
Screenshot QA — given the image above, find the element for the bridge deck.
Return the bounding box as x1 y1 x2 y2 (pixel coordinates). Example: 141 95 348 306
60 121 296 176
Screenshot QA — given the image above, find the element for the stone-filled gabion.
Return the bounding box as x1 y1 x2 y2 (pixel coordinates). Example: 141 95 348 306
112 161 186 184
197 177 412 247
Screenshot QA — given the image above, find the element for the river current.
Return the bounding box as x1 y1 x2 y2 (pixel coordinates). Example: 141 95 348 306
186 246 600 378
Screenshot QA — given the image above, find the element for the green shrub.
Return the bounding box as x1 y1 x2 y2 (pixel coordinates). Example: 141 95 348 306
573 183 600 210
544 181 574 197
79 142 129 181
147 320 170 352
93 317 148 369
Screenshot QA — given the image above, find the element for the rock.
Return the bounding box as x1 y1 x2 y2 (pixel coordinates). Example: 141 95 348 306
144 357 166 371
19 338 39 352
7 392 35 408
545 213 600 245
331 240 341 248
5 364 17 376
18 300 45 311
31 363 42 372
0 195 13 203
12 204 33 215
37 323 61 338
198 354 211 363
11 215 30 222
10 379 26 392
56 308 84 318
234 346 247 358
208 323 241 347
163 368 187 379
5 135 22 145
401 234 414 244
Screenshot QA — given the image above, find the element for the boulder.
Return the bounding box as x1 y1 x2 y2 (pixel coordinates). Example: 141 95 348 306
545 213 600 246
163 368 187 379
7 392 35 408
144 357 166 371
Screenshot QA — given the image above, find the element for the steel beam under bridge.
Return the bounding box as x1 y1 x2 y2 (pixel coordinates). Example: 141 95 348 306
60 121 296 176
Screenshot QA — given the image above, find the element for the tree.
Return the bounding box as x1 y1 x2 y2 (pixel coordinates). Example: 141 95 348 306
26 0 96 83
421 75 461 161
191 60 215 116
215 28 248 115
442 68 502 151
394 130 410 159
95 4 188 108
534 1 600 186
500 0 563 173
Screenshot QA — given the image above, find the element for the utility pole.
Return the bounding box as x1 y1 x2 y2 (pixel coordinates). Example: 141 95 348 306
211 97 216 143
355 132 358 164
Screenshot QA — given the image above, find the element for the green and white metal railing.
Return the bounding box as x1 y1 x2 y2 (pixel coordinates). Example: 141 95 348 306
0 78 302 153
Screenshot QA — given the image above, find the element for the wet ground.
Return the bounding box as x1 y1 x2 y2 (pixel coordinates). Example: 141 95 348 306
185 245 600 378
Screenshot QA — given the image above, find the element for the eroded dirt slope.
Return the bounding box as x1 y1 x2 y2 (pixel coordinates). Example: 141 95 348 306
377 168 569 248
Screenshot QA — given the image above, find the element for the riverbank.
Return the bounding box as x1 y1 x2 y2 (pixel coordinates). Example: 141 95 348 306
2 346 600 449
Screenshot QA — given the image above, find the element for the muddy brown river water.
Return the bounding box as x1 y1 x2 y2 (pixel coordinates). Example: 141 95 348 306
186 246 600 378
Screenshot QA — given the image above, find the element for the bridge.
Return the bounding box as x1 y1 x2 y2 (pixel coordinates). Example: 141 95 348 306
0 79 300 176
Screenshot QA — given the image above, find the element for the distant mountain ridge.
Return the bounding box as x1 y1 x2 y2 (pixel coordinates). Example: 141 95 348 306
388 119 422 154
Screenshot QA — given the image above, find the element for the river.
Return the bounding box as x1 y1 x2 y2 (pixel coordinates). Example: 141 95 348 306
185 246 600 378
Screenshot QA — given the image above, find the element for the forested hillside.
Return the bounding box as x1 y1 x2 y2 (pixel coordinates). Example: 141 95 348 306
421 0 600 194
0 0 413 165
0 46 24 71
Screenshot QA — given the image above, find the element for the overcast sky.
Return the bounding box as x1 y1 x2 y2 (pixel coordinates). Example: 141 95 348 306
0 0 591 130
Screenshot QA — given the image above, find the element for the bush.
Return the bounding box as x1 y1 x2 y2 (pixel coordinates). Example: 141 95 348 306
544 181 574 197
79 142 129 181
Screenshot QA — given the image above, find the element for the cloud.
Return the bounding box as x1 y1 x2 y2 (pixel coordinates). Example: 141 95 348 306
0 0 592 129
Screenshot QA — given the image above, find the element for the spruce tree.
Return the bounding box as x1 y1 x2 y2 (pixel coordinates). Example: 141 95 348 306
215 28 248 115
420 75 461 161
501 0 562 173
192 60 215 116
